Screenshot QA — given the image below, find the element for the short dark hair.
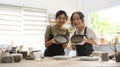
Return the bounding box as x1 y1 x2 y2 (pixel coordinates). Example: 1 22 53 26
55 10 67 20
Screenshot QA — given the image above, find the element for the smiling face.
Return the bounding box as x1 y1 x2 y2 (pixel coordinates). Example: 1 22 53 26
56 14 67 26
70 11 85 29
72 13 84 28
55 10 67 27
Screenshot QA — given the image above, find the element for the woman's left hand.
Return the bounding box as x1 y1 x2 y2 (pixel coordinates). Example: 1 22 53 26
62 44 67 48
83 37 97 45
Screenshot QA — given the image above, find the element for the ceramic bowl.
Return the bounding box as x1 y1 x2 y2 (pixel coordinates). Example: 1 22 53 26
54 34 68 44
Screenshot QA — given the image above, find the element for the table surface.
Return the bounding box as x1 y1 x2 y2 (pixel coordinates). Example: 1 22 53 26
0 57 120 67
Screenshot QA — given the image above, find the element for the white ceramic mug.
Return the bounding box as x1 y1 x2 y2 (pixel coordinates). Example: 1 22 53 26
33 51 41 60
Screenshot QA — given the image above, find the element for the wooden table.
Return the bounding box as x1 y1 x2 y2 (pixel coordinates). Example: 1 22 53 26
0 57 120 67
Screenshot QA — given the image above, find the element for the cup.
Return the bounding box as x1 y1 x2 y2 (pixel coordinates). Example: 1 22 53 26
33 51 41 60
13 55 21 62
115 52 120 62
101 53 109 61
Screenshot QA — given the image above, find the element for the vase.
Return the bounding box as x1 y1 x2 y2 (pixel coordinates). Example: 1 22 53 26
115 52 120 62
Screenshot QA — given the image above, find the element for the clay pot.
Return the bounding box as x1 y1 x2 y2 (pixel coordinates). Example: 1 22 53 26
71 35 84 43
13 55 21 62
1 55 13 63
54 34 68 44
115 52 120 62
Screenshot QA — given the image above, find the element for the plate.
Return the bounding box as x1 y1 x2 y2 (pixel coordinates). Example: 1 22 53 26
54 34 68 44
79 56 100 61
53 56 72 60
71 35 84 43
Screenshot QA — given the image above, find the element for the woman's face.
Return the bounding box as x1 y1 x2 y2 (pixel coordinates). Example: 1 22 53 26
72 13 84 28
56 14 67 26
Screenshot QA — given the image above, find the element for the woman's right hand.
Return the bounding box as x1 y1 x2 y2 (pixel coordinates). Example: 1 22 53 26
45 38 56 48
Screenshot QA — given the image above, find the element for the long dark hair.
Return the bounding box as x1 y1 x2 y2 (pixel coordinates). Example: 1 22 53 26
70 11 84 28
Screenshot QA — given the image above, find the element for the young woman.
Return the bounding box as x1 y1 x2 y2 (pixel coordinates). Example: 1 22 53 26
70 11 99 56
44 10 69 56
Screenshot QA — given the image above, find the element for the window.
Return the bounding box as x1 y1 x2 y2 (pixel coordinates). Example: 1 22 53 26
90 5 120 44
0 4 48 52
23 7 48 51
0 4 21 40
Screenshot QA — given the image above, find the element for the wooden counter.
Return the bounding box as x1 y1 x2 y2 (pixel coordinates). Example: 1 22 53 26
0 57 120 67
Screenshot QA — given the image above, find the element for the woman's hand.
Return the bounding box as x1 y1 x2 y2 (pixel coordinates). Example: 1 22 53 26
51 38 56 43
72 45 76 50
83 37 97 45
62 44 67 48
45 38 56 48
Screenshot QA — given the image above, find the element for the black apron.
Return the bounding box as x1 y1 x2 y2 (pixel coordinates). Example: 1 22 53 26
75 27 94 56
44 26 65 57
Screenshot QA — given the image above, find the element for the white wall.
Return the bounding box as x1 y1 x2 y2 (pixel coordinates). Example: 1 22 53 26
0 0 120 25
0 0 78 16
78 0 120 26
83 0 120 13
